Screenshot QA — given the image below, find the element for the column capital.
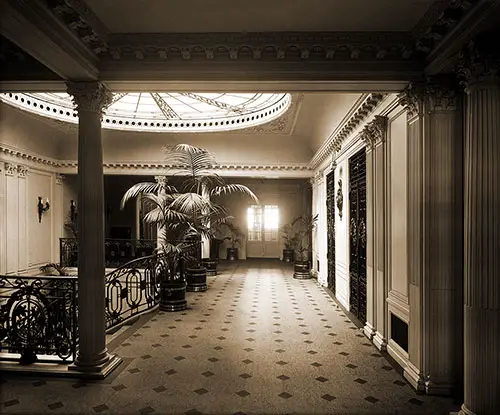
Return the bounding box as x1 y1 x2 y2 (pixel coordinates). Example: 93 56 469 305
154 175 167 184
424 82 460 113
66 81 113 115
456 33 500 92
398 82 425 118
55 174 64 185
361 115 388 151
4 163 17 177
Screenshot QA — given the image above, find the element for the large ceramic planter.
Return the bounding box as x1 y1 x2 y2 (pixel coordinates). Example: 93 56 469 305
282 249 294 263
227 247 239 260
159 280 187 312
186 267 208 292
293 260 312 279
201 259 217 276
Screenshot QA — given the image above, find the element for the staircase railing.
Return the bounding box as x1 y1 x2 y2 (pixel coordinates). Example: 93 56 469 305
60 238 157 268
0 275 78 364
105 254 160 331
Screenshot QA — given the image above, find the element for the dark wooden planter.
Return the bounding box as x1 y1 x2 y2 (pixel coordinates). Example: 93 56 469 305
227 247 239 260
159 280 187 312
293 260 312 279
186 267 208 292
282 249 294 263
201 259 217 276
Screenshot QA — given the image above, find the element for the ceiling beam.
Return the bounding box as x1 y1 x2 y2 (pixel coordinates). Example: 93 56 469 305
0 0 99 80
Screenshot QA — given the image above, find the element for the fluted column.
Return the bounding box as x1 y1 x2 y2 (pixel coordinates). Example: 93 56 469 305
422 82 464 396
458 39 500 415
361 116 388 344
66 81 121 377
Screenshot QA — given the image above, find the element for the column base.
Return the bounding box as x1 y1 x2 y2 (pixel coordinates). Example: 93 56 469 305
425 376 457 396
68 353 122 379
457 404 476 415
363 322 376 340
373 331 387 351
404 361 426 392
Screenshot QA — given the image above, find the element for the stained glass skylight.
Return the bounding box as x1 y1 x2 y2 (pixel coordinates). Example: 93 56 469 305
0 92 291 133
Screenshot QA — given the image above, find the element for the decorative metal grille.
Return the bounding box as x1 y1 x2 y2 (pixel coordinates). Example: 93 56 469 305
105 254 161 330
326 171 336 294
349 149 367 324
0 275 78 364
60 238 157 268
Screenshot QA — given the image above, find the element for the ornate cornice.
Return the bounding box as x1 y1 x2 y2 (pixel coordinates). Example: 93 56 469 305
66 81 113 114
361 115 388 151
413 0 479 54
310 93 386 169
105 32 416 63
0 145 60 167
456 32 500 91
45 0 109 55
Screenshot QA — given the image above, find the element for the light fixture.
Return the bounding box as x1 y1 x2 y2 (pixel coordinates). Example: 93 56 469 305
37 196 50 222
70 200 77 223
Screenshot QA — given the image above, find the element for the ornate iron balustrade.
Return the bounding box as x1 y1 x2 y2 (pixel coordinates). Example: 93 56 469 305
60 238 157 268
105 254 161 330
0 275 78 364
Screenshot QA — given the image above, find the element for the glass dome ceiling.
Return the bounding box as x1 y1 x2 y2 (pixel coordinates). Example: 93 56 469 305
0 92 291 133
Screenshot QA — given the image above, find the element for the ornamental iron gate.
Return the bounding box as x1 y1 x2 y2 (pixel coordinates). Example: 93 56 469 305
349 149 367 324
326 171 336 294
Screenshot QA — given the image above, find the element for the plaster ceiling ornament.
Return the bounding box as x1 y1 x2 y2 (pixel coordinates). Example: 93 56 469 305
0 92 291 133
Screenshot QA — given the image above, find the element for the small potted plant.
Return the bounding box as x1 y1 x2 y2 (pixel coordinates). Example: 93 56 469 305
292 214 318 279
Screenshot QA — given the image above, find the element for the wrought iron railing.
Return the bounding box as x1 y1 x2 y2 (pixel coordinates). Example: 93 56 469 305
0 275 78 364
105 254 161 330
60 238 157 268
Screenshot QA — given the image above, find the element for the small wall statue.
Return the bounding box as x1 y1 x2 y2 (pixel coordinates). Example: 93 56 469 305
336 179 343 220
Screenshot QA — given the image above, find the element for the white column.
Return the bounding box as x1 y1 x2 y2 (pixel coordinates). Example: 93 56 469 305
458 43 500 415
154 175 167 248
201 184 210 259
66 81 121 378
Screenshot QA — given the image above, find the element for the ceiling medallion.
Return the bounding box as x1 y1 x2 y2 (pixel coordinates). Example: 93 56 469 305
0 92 291 133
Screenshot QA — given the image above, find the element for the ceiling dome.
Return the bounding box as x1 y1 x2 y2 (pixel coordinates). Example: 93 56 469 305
0 92 291 133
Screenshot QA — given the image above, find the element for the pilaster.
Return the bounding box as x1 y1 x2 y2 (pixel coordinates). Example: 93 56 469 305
457 36 500 415
360 116 388 342
66 81 121 378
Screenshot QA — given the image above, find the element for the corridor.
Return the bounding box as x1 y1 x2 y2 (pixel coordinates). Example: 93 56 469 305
0 261 458 415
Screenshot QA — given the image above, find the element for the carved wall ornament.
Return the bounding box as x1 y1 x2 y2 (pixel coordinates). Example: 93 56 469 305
5 163 17 176
55 174 64 185
336 179 344 221
66 81 113 115
398 83 425 118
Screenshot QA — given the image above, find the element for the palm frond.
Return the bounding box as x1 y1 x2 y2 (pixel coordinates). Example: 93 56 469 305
120 181 177 209
210 184 259 202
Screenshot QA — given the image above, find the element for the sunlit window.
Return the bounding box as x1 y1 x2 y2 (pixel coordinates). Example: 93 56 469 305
264 205 279 241
247 205 262 241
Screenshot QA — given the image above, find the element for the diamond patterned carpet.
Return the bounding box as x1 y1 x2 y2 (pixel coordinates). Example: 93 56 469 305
0 260 459 414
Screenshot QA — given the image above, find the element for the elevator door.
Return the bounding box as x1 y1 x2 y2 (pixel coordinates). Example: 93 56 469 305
349 149 367 323
326 171 336 294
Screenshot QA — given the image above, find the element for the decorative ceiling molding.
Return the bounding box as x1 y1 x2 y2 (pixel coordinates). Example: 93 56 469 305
44 0 109 55
104 32 416 63
0 144 60 167
309 93 386 169
241 94 303 135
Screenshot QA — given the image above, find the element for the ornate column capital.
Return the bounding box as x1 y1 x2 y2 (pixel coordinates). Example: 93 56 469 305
424 82 459 112
66 81 113 115
398 82 425 118
361 115 388 151
456 33 500 92
5 163 17 177
17 165 29 178
154 175 167 184
55 174 64 185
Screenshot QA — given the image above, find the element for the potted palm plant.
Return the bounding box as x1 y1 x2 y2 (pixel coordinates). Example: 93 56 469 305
280 221 298 263
216 222 244 260
292 214 318 279
121 144 258 296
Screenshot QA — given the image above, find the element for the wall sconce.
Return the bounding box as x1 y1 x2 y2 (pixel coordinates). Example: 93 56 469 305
70 200 77 223
37 196 50 222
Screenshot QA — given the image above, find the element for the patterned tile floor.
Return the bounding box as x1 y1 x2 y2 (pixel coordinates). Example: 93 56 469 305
0 260 459 415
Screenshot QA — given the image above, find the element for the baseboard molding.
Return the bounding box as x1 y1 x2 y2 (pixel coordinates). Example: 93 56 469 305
403 359 426 392
373 331 388 351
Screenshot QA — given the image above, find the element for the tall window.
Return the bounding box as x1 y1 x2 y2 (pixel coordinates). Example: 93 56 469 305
247 205 279 241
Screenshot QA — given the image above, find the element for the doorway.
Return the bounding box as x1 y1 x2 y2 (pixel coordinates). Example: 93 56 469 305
349 149 367 324
246 204 280 258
